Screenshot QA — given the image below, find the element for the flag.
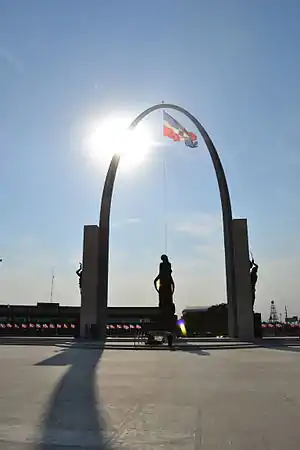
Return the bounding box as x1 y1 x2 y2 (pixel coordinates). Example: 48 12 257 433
163 111 198 148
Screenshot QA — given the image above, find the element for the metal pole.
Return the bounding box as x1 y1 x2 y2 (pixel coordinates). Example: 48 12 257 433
162 151 168 255
50 269 55 304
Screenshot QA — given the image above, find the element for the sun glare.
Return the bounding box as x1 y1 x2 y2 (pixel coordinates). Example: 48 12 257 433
85 116 153 170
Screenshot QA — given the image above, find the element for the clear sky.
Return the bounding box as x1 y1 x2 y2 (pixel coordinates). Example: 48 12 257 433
1 0 300 320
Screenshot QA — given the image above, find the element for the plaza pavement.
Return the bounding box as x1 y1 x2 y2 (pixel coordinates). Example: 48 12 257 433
0 338 299 449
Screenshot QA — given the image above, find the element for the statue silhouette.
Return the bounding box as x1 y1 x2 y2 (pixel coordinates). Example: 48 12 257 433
154 255 176 326
76 262 83 292
250 258 258 308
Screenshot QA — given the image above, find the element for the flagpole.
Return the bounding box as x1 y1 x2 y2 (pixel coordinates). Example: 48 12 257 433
161 101 168 255
50 268 55 303
163 152 168 255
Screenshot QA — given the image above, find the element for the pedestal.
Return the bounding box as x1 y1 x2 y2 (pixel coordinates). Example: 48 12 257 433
232 218 254 340
80 225 99 337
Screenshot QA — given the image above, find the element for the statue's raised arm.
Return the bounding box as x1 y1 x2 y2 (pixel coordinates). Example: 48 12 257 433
154 274 160 293
171 276 175 294
76 262 82 277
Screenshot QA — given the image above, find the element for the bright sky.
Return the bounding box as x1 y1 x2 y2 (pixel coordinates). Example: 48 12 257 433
1 0 300 320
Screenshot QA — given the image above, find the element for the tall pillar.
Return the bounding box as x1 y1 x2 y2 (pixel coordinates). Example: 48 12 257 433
232 219 254 340
80 225 98 337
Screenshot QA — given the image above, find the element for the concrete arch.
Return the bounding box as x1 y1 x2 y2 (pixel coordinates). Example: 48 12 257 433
96 103 237 339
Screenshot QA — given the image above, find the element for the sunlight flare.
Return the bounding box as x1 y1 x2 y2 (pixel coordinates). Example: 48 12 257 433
85 116 154 170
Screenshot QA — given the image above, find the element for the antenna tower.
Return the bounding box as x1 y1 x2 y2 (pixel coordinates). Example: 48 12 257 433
269 300 279 323
285 305 288 322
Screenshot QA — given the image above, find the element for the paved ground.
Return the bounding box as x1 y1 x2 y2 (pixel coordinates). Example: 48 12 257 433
0 339 299 449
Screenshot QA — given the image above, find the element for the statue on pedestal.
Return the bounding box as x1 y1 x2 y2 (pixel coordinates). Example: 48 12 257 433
154 255 176 330
250 257 259 308
76 262 83 292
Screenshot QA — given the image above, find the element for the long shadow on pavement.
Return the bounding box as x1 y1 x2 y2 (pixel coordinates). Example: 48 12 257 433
176 346 210 356
257 338 300 354
35 346 113 450
0 337 75 347
54 341 260 352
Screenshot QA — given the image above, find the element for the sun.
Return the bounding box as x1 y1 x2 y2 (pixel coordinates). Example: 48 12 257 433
85 116 153 170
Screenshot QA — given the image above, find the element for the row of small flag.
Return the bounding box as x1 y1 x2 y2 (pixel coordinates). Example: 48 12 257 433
106 324 142 330
262 323 300 328
0 323 145 330
0 323 76 329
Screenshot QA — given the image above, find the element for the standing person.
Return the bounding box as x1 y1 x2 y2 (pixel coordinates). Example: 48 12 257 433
166 331 174 349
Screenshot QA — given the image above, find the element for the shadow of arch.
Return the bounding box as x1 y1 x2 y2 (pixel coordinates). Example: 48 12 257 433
96 103 237 340
35 346 113 449
175 347 211 356
258 338 300 354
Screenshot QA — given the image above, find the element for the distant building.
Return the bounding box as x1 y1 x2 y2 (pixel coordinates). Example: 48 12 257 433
286 316 298 323
181 304 228 336
0 302 164 336
182 304 262 337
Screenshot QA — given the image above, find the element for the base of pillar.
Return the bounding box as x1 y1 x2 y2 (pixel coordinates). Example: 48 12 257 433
80 323 107 341
158 310 177 333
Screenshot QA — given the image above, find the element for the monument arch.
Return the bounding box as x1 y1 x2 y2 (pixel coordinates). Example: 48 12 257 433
96 103 238 340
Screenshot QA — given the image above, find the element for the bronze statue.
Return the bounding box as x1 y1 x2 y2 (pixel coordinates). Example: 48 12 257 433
76 262 83 292
154 254 175 310
250 257 258 308
154 254 176 330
